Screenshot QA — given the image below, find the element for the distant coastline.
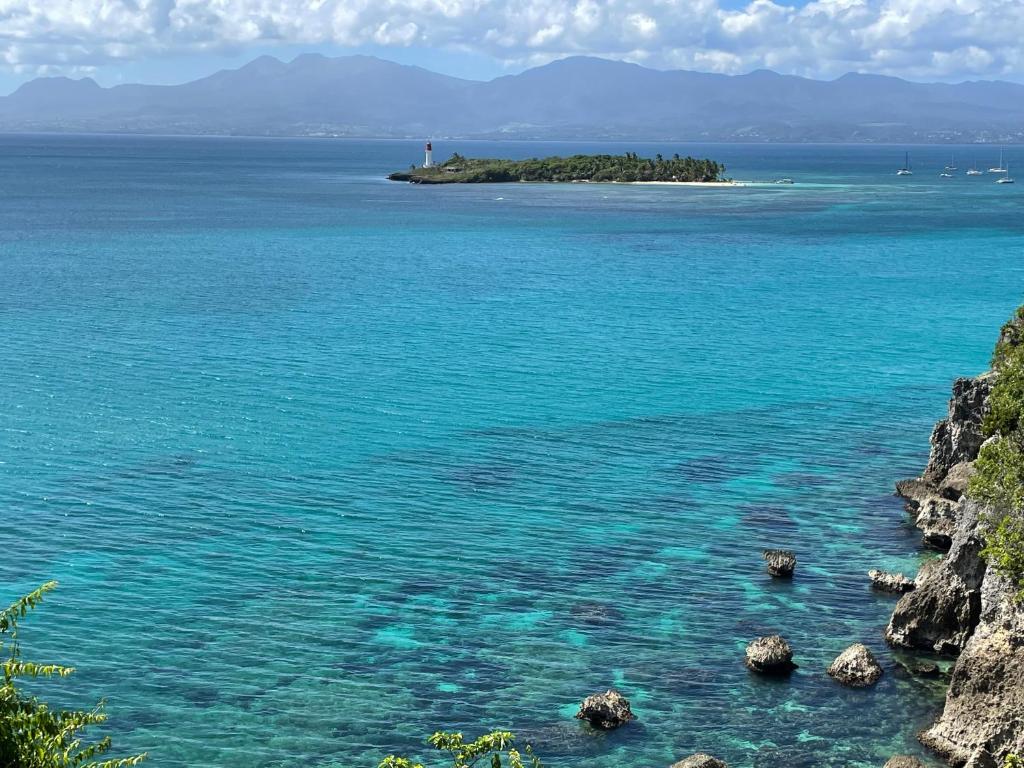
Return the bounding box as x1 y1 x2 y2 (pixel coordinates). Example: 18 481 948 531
388 152 727 184
4 54 1024 143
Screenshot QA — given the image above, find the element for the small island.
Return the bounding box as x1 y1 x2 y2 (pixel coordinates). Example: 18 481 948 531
388 152 727 184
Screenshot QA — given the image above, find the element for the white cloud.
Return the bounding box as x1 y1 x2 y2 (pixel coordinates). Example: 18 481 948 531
0 0 1022 80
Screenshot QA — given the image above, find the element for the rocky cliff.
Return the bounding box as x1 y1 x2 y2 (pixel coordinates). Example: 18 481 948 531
891 365 1024 766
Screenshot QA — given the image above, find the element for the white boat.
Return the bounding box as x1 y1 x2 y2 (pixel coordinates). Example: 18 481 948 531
774 178 794 184
967 162 983 176
989 150 1007 173
997 165 1015 184
897 152 913 175
940 172 953 178
944 154 957 171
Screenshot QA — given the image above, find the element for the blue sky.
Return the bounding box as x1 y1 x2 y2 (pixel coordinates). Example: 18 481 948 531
2 0 1022 94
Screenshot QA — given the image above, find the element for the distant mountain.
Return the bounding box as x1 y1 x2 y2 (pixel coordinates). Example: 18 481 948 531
2 54 1024 142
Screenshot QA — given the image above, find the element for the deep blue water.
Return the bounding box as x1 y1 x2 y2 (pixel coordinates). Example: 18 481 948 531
2 135 1023 768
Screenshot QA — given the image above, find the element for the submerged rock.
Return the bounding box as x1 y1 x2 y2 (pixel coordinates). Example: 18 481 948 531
911 661 941 678
574 689 634 730
762 549 796 577
895 659 943 679
570 601 624 627
671 754 728 768
883 757 927 768
869 569 915 594
827 643 883 687
745 635 796 674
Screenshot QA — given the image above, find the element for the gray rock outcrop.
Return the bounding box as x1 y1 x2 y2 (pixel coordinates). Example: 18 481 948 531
896 477 961 550
896 374 992 551
885 502 987 655
869 569 916 593
918 570 1024 765
885 357 1024 765
922 375 993 485
744 635 796 674
671 755 729 768
762 549 796 577
883 758 927 768
827 643 883 686
574 689 634 730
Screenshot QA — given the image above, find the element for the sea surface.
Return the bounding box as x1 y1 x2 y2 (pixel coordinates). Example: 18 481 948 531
2 136 1023 768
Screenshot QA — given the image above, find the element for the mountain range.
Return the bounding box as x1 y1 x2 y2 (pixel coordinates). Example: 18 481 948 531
2 54 1024 143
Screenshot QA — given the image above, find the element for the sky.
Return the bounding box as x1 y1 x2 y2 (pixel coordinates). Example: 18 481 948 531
1 0 1022 94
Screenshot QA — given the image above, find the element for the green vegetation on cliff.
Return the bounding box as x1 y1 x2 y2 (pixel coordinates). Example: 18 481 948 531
379 730 542 768
388 152 725 184
970 307 1024 598
0 582 145 768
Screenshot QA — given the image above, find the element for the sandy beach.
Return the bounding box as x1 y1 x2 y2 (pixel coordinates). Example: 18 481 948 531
627 180 748 187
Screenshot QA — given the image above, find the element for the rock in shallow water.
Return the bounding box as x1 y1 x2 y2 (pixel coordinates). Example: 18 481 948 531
762 549 796 577
574 689 634 730
869 569 916 594
671 754 728 768
745 635 796 674
827 643 883 687
883 757 927 768
569 601 624 627
910 661 941 678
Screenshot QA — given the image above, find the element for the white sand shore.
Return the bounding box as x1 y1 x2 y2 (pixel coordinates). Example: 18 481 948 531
627 180 747 187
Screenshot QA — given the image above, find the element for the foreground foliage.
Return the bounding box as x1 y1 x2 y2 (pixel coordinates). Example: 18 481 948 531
993 306 1024 369
0 582 146 768
389 152 725 184
970 306 1024 599
379 730 542 768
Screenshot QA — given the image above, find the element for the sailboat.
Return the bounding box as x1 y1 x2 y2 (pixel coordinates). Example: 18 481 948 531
897 152 913 176
944 154 957 171
967 161 983 176
997 164 1015 184
989 150 1007 173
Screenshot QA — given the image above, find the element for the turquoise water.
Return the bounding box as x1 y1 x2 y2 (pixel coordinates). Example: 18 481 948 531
2 136 1024 768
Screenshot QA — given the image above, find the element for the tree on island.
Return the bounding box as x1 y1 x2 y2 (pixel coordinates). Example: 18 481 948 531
0 582 146 768
392 153 725 184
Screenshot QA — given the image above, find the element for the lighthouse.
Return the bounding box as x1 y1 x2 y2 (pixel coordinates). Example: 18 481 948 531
424 140 433 168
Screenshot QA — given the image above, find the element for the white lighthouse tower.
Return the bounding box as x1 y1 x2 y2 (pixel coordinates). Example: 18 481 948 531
424 140 434 168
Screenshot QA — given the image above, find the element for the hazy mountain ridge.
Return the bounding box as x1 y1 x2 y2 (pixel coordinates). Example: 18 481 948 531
3 54 1024 142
